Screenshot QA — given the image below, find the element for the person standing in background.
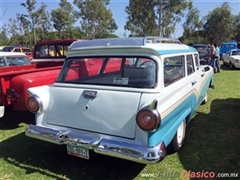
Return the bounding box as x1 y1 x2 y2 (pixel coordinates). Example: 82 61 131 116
214 43 221 73
210 45 219 73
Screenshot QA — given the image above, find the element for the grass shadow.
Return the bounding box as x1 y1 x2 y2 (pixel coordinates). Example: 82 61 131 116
178 98 240 179
0 107 145 180
0 106 34 130
220 63 239 71
0 133 145 179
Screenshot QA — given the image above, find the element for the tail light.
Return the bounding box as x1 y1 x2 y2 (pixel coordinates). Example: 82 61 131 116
136 100 161 131
27 95 42 113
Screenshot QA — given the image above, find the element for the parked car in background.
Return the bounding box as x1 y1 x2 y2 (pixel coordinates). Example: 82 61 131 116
1 45 33 59
32 39 79 68
0 39 85 118
0 52 31 67
192 44 210 65
220 41 237 59
26 37 214 164
222 49 240 69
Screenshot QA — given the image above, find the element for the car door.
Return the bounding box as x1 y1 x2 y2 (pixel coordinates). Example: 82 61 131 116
185 54 203 107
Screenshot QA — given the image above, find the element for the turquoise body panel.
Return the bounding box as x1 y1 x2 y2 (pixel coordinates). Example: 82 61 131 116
148 94 196 147
148 73 213 147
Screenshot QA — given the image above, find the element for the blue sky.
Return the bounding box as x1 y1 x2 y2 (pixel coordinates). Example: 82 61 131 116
0 0 240 38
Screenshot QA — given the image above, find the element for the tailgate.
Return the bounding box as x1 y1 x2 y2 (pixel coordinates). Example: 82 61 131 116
46 86 141 139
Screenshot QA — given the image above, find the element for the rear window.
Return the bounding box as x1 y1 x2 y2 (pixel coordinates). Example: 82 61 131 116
56 56 157 88
35 44 70 58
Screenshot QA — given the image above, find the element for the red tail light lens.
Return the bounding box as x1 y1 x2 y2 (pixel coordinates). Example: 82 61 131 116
27 96 40 113
136 108 161 131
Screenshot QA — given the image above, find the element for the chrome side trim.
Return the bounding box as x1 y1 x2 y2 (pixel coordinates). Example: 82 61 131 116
26 124 166 164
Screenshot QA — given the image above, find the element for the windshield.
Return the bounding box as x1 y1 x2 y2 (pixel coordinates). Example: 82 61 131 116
56 56 157 88
6 55 31 66
232 50 240 55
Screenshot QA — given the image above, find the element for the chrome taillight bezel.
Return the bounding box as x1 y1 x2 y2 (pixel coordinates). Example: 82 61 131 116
27 94 43 113
136 105 161 132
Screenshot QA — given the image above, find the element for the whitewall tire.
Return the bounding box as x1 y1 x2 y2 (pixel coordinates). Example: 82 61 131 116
167 119 186 153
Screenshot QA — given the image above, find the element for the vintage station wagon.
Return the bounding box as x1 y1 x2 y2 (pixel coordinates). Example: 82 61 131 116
25 37 214 164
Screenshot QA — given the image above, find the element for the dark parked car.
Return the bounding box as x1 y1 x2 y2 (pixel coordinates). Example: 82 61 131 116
193 44 210 65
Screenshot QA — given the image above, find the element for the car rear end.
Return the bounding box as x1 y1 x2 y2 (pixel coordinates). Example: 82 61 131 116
25 45 167 164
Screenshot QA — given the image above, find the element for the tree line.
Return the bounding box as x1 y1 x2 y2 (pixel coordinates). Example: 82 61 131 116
0 0 240 48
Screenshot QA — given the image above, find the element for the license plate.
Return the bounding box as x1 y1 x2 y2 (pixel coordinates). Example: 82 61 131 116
66 144 89 159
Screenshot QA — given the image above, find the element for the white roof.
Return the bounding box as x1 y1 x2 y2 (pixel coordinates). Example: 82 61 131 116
0 52 27 57
70 37 182 50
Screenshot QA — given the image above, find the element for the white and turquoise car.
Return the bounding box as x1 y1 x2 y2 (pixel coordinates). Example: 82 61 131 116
25 37 214 164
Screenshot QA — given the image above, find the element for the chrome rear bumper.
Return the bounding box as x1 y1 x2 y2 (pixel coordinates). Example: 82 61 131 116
26 124 166 164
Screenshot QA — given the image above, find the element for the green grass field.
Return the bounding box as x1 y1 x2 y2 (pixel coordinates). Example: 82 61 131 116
0 64 239 180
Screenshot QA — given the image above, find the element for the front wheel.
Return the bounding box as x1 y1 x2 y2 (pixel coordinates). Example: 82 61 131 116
223 60 226 66
167 119 186 153
229 62 235 69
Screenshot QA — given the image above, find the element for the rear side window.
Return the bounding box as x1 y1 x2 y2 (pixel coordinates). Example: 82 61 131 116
164 55 185 86
57 56 157 88
13 48 21 52
22 48 31 52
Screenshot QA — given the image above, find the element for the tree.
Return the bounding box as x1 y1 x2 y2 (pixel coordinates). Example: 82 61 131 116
36 2 51 41
124 0 157 37
124 0 189 37
0 25 9 45
16 13 30 46
51 0 79 39
73 0 118 39
21 0 38 43
182 0 202 42
71 26 83 39
202 2 235 44
51 9 69 39
159 0 189 37
7 18 19 44
234 13 240 42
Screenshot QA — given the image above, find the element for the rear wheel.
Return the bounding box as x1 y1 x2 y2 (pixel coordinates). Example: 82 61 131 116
201 90 209 104
167 119 186 153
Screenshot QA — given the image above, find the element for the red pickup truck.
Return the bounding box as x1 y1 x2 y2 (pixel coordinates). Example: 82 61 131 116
0 39 78 117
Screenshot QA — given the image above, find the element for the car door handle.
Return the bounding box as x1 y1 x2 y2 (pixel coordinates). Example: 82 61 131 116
201 73 205 77
191 81 197 85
